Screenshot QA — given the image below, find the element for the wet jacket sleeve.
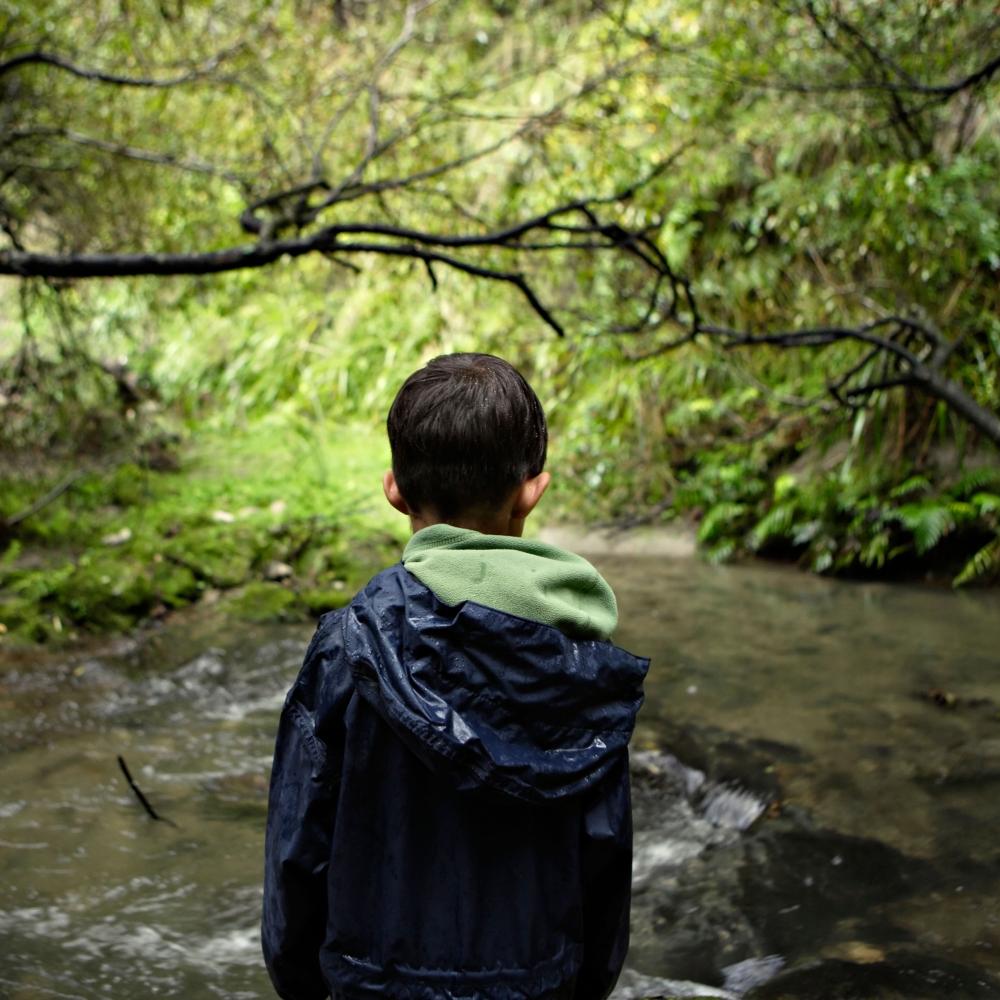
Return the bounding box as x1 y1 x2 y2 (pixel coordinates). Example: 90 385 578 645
262 616 350 1000
576 755 633 1000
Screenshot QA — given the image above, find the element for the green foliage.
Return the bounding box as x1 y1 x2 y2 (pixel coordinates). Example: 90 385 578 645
889 475 931 500
668 454 1000 586
891 501 965 555
1 0 1000 649
748 502 797 552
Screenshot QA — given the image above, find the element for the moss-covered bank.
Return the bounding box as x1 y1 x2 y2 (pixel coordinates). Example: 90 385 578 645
0 417 405 646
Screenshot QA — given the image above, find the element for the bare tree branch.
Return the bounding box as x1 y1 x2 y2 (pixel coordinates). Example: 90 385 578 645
3 127 246 184
0 48 233 87
727 50 1000 99
241 54 646 237
0 211 614 335
625 1 998 156
310 0 436 176
924 52 1000 97
0 149 693 342
640 316 1000 449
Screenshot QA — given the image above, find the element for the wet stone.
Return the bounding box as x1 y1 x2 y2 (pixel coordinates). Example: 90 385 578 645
744 953 1000 999
263 560 294 582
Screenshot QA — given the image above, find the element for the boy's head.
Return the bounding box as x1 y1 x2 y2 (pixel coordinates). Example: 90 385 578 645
384 353 550 535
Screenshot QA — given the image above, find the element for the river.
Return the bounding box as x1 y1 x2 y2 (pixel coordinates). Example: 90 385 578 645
2 534 999 999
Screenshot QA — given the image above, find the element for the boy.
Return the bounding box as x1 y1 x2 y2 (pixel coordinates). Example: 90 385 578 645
262 353 649 1000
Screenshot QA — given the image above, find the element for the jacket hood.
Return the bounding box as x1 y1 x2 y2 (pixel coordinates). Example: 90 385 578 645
402 524 619 640
341 562 648 803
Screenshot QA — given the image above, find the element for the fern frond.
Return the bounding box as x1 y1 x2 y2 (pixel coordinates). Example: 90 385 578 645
812 549 834 573
792 519 822 546
749 504 797 551
705 539 737 564
697 502 747 544
860 529 891 568
971 492 1000 516
892 502 957 555
947 501 977 522
954 536 1000 587
889 475 931 500
952 466 1000 499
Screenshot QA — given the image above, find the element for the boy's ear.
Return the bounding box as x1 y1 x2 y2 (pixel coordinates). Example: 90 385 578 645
382 470 412 516
511 471 551 520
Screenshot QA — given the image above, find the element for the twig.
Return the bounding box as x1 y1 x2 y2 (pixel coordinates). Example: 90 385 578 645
117 755 178 827
2 470 85 531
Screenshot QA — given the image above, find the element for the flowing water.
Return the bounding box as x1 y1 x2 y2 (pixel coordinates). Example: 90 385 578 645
2 536 999 999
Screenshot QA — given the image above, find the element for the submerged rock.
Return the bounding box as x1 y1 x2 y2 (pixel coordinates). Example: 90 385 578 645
722 955 785 993
737 819 926 957
610 967 738 999
628 751 777 985
915 738 1000 786
626 742 934 993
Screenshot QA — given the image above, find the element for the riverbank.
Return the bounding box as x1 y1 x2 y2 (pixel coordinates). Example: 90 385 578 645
2 411 999 649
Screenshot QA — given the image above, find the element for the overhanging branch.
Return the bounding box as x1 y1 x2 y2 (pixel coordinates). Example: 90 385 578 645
0 212 612 335
0 150 689 339
638 315 1000 450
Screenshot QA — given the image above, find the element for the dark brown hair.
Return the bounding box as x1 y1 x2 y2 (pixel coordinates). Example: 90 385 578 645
386 353 547 518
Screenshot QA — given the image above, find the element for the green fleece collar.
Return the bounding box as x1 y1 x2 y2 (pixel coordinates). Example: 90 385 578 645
401 524 618 640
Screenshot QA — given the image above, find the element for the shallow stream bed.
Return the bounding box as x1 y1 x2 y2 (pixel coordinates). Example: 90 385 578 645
2 537 999 999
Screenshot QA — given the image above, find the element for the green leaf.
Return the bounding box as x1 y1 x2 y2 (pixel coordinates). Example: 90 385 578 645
774 473 798 501
812 550 834 573
860 529 891 568
705 539 737 564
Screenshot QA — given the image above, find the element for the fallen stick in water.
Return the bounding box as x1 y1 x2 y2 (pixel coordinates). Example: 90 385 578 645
117 755 178 828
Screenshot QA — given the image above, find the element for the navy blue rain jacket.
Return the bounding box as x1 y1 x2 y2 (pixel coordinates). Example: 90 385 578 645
262 564 649 1000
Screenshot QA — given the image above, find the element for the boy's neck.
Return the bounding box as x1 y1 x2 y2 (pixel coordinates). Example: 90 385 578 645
408 510 525 538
